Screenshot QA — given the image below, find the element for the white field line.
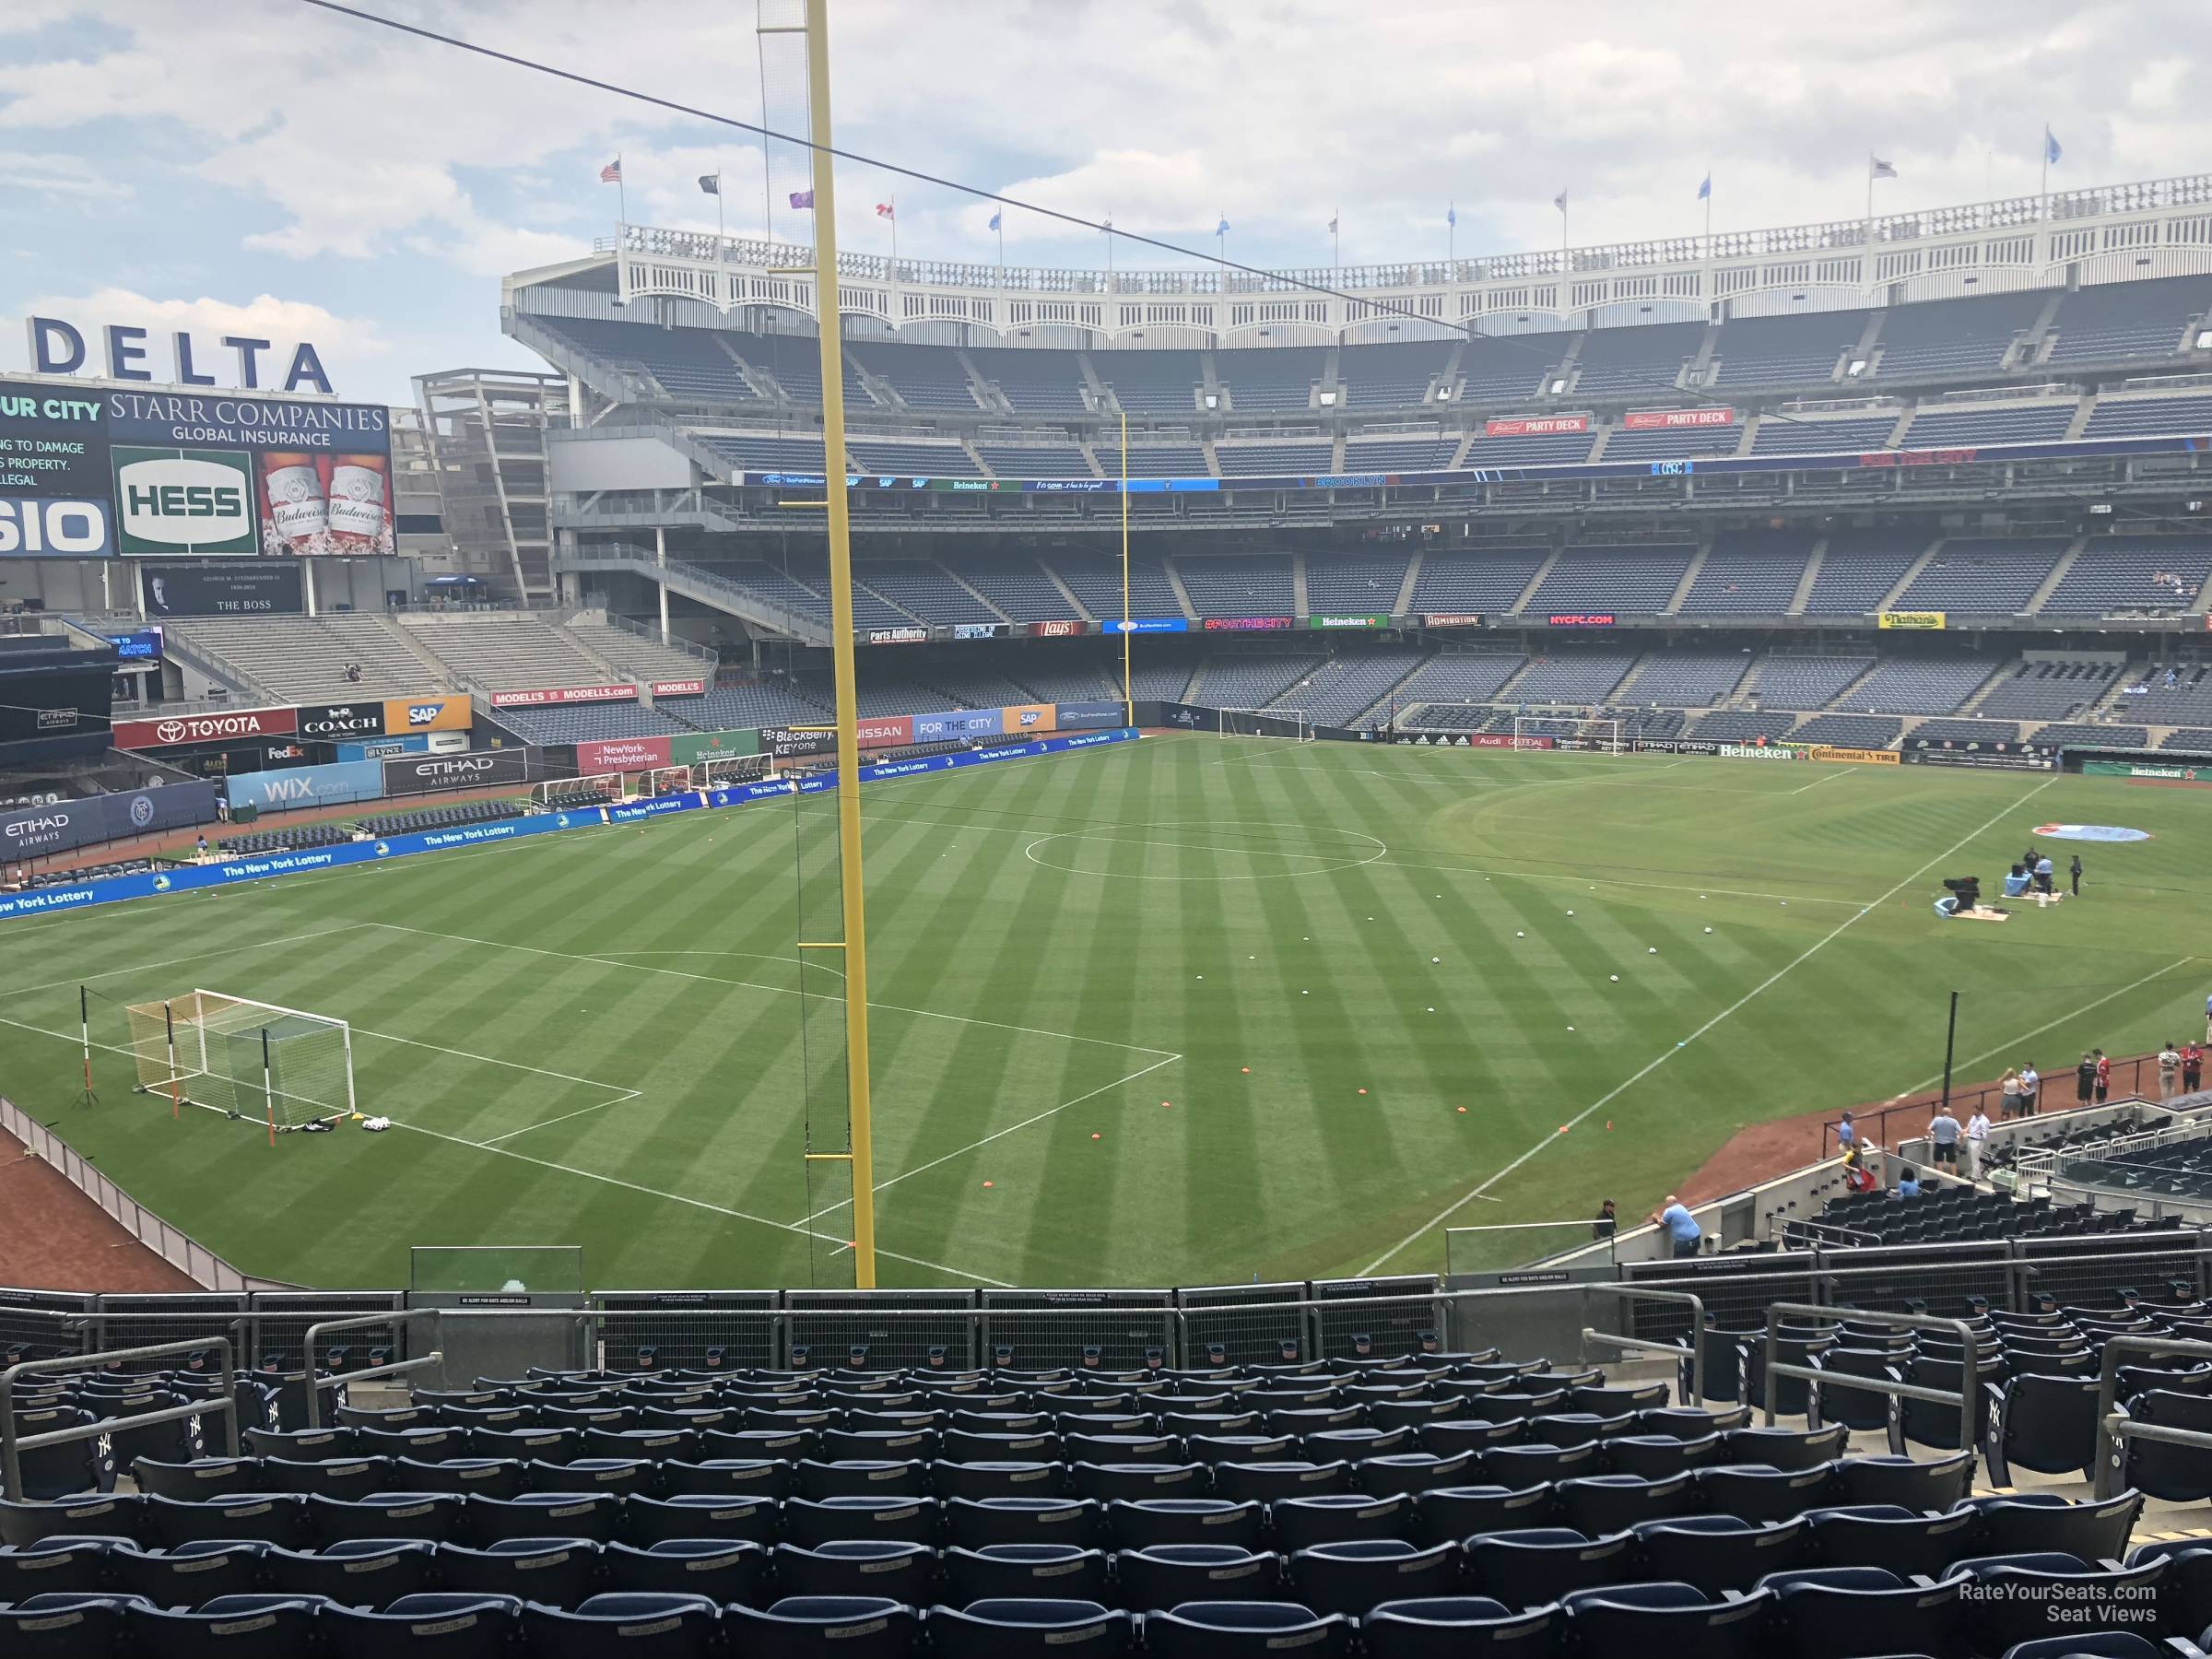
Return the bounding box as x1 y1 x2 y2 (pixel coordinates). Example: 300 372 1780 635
1 924 376 999
476 1092 644 1145
1789 769 1849 795
1368 857 1865 909
1356 775 2062 1274
366 923 1178 1059
795 1051 1185 1227
384 1117 1013 1287
0 1009 1006 1286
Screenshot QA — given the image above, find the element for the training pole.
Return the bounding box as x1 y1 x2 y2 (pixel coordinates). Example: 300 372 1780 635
1939 990 1959 1117
804 0 877 1288
1121 407 1133 725
77 985 96 1107
164 1001 180 1121
263 1028 276 1148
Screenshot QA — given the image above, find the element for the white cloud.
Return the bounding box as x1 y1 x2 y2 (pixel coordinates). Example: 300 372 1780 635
0 148 134 204
6 287 389 396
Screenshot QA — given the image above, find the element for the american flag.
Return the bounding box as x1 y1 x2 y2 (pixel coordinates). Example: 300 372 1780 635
599 158 622 183
875 201 894 219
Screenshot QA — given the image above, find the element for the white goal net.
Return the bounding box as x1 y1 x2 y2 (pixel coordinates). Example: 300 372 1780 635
1512 714 1624 754
1218 708 1312 741
124 990 357 1129
640 766 693 798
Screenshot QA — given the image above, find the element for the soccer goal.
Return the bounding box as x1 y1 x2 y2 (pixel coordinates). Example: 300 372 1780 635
693 754 771 789
533 773 621 809
640 765 694 798
123 990 357 1133
1218 708 1312 741
1512 714 1623 753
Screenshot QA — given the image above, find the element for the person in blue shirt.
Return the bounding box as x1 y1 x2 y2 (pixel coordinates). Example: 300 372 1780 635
2035 855 2055 896
1650 1195 1703 1258
1897 1166 1922 1198
1835 1112 1856 1154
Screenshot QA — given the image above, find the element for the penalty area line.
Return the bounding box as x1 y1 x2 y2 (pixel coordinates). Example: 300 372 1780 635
1355 775 2061 1276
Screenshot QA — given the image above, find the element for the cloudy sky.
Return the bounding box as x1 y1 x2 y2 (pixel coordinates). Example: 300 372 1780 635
1 0 2203 404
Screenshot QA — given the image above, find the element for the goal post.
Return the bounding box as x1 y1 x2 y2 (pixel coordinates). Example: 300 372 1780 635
123 990 357 1132
1218 707 1312 742
1512 714 1623 754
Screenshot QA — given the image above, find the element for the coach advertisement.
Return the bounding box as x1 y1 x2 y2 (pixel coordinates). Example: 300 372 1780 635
140 560 304 617
296 702 386 740
0 378 112 556
0 779 219 863
381 694 470 735
576 735 674 773
104 391 394 557
1054 700 1124 730
224 759 384 813
381 749 529 797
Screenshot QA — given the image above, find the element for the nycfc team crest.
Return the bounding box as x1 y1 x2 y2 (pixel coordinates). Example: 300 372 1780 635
2031 823 2151 842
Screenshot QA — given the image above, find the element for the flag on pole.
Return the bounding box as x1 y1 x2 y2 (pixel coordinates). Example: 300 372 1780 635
1553 189 1568 213
698 173 721 196
1697 173 1712 201
1446 204 1456 228
1326 213 1338 235
2044 127 2064 166
988 207 1002 230
1870 156 1898 180
788 189 815 209
1216 216 1230 237
599 158 622 183
875 201 895 218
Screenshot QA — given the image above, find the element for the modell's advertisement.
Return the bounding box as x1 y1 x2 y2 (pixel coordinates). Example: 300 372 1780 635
104 392 393 557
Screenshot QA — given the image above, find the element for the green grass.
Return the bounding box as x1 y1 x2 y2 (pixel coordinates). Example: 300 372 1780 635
0 734 2205 1290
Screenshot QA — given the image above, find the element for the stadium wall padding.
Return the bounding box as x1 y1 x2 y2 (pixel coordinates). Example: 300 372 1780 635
224 759 385 813
0 728 1139 922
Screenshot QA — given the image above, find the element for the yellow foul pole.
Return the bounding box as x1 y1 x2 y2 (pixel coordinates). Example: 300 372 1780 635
803 0 877 1288
1120 408 1132 724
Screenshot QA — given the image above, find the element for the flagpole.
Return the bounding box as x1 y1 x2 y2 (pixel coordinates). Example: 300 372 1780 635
1447 202 1454 271
617 155 626 227
716 170 724 248
1333 209 1340 276
1703 174 1712 246
2041 124 2050 221
889 197 897 272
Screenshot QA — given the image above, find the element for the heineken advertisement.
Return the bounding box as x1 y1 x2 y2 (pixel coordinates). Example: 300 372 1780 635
1305 613 1392 630
668 728 760 765
2082 759 2212 781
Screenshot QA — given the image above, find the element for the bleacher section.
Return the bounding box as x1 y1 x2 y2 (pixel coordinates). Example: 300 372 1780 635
2042 275 2210 367
845 341 980 412
2082 394 2212 440
1800 531 1929 616
1889 537 2070 615
1456 334 1568 402
1749 414 1896 456
1871 291 2046 380
1213 442 1334 477
683 680 830 730
1910 718 2022 746
1341 435 1458 470
1830 657 1994 715
845 440 982 479
738 332 870 408
1091 350 1203 415
1303 556 1411 613
1409 548 1548 615
1524 545 1696 617
1217 347 1327 413
688 561 832 626
1750 656 1874 709
494 702 690 744
1790 712 1904 746
1508 652 1637 702
1121 443 1209 478
965 347 1090 415
1688 709 1801 742
1620 652 1750 707
2033 721 2149 749
1175 558 1296 618
1707 311 1862 388
169 616 443 702
1975 662 2120 722
404 618 613 694
2112 665 2212 727
2041 536 2212 614
974 443 1093 479
1045 556 1183 619
1898 404 2076 448
533 317 762 403
1269 648 1423 725
957 559 1084 623
1567 321 1700 397
853 563 993 625
1676 530 1816 615
1189 654 1326 709
560 618 711 685
1598 424 1741 461
1457 429 1597 466
1393 653 1526 708
1336 341 1449 406
783 561 915 629
694 433 830 474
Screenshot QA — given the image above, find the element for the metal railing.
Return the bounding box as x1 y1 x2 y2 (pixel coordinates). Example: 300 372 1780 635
1580 1286 1708 1404
1760 1301 1979 1430
1 1337 240 1500
1780 1218 1884 1249
1818 1060 2159 1164
1447 1219 1618 1273
301 1311 444 1429
2094 1333 2212 1500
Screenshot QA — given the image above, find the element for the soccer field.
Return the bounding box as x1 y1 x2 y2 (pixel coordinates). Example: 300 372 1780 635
0 734 2204 1290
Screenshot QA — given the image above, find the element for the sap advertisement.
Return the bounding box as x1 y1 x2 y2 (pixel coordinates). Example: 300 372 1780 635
0 379 112 556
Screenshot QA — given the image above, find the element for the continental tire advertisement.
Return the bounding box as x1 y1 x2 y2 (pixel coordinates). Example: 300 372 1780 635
1809 747 1901 765
381 750 529 797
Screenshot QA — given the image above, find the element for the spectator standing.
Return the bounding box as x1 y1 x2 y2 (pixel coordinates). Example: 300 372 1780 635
1592 1199 1618 1241
1966 1105 1993 1182
1835 1112 1856 1156
2187 1042 2205 1095
2095 1049 2111 1103
2069 854 2083 898
1927 1108 1961 1171
1842 1144 1877 1194
2204 991 2211 1045
2035 854 2055 897
2160 1041 2183 1100
2000 1067 2023 1120
1651 1196 1702 1259
2076 1052 2098 1108
2019 1063 2041 1116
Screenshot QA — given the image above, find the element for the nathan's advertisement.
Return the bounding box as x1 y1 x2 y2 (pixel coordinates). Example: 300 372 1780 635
104 392 394 557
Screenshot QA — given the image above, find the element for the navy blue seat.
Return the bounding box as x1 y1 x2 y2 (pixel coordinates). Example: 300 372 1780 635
392 1457 524 1500
603 1538 768 1606
147 1491 302 1547
1630 1512 1804 1595
723 1595 917 1657
1211 1461 1351 1502
1481 1441 1601 1487
1695 1462 1836 1524
1831 1450 1974 1511
623 1493 777 1546
1116 1543 1281 1607
242 1427 354 1461
2130 1539 2212 1641
943 1542 1111 1605
772 1539 936 1600
1955 1490 2143 1562
128 1593 324 1655
466 1489 620 1545
1070 1461 1207 1501
323 1592 520 1658
107 1538 270 1606
794 1458 927 1500
522 1591 720 1656
1105 1498 1263 1551
1724 1424 1848 1471
1353 1452 1476 1497
1604 1433 1720 1479
1805 1503 1978 1579
304 1491 460 1546
1410 1484 1553 1546
946 1495 1099 1549
926 1598 1135 1656
1554 1471 1693 1535
1268 1492 1408 1550
1464 1527 1632 1608
0 1593 141 1657
1559 1580 1768 1659
0 1493 144 1547
1757 1566 1961 1659
265 1536 437 1603
436 1536 602 1598
261 1455 391 1500
655 1458 788 1500
2002 1636 2175 1659
528 1457 652 1498
1951 1552 2167 1654
1142 1600 1353 1657
131 1457 262 1501
932 1460 1063 1500
781 1495 938 1547
1288 1537 1456 1616
1360 1595 1564 1655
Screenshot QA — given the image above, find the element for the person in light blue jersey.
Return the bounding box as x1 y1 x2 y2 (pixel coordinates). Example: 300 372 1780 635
1650 1195 1702 1259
